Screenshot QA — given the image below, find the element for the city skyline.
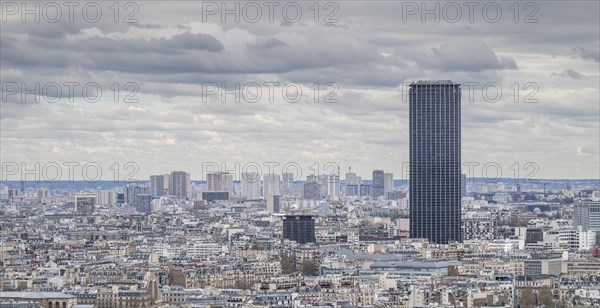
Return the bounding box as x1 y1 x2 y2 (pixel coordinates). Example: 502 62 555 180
1 1 599 307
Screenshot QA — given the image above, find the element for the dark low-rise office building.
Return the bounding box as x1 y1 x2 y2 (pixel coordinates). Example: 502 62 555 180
202 191 229 203
283 215 315 244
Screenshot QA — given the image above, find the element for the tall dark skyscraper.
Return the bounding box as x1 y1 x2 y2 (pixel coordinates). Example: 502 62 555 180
409 80 462 244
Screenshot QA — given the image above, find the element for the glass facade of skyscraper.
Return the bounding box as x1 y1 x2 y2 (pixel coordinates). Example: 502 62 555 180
409 80 462 244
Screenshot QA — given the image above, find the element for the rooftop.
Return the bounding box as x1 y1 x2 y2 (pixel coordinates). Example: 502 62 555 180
0 292 75 299
413 80 455 84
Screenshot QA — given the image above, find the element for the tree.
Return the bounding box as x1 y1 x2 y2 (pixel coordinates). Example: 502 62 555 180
520 287 536 308
280 253 295 274
538 285 554 307
301 260 318 276
234 280 253 290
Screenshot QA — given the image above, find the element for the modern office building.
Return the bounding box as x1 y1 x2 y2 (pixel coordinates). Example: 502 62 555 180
283 215 315 244
124 185 151 213
345 167 361 196
202 191 229 203
384 173 394 196
267 195 280 213
125 185 149 205
326 174 340 198
263 173 281 198
241 172 261 200
409 80 462 244
7 188 19 201
150 174 169 196
206 172 233 196
169 171 191 199
281 172 295 195
346 185 359 197
525 228 544 244
523 254 563 277
96 190 115 206
116 192 125 204
360 184 372 197
574 200 600 231
36 188 49 203
318 174 329 198
75 194 96 215
133 194 152 213
372 170 385 199
303 180 320 200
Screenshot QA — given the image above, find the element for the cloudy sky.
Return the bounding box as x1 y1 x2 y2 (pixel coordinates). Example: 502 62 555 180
1 1 598 181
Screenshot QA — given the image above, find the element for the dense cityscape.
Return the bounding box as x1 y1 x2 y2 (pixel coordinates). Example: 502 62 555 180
1 1 599 308
0 166 599 307
0 82 599 307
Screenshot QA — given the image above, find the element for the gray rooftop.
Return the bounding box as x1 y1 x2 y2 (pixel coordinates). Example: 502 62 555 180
0 292 75 299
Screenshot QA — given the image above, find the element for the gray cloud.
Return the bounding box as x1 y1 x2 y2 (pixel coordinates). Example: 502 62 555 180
0 1 598 179
427 38 518 72
552 69 584 79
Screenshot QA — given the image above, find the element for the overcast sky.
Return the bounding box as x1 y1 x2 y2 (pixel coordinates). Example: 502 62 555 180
1 1 599 181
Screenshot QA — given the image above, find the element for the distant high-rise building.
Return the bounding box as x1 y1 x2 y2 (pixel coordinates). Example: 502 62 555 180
125 185 151 212
206 172 233 196
75 194 96 215
371 170 385 199
0 185 8 201
326 174 340 198
169 171 191 199
345 167 361 196
384 173 394 196
283 215 315 244
281 172 294 195
8 188 19 201
267 195 280 213
574 200 600 231
150 174 169 196
461 174 467 196
36 188 49 203
303 179 320 200
346 185 359 196
96 190 115 206
409 80 462 244
360 184 372 197
116 193 125 204
241 172 261 200
318 174 328 198
263 173 281 198
133 194 152 213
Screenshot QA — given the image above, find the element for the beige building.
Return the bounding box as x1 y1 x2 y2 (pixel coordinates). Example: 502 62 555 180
0 292 77 308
